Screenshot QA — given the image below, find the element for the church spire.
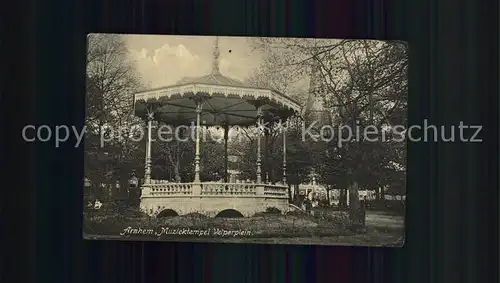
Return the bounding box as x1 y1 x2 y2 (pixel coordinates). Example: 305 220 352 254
212 36 220 74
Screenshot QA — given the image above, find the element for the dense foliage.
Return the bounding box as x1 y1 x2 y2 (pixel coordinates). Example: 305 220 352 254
244 39 408 203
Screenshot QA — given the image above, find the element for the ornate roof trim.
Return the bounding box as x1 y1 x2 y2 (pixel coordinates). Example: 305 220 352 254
134 83 302 112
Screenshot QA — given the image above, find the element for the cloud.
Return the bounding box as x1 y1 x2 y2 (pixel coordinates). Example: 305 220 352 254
130 43 206 87
127 36 263 89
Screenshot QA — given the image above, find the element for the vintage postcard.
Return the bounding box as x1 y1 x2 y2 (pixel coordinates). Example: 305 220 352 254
83 34 407 246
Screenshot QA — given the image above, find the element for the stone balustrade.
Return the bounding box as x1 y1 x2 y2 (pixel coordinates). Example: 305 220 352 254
149 181 193 196
201 183 257 196
143 181 288 198
263 184 288 197
141 181 290 217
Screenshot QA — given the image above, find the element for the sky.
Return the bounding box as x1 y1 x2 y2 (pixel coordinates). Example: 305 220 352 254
124 35 265 88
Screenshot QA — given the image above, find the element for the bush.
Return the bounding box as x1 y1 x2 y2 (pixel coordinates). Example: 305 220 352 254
311 208 349 221
253 207 282 217
317 199 330 207
252 212 269 217
83 205 148 222
265 207 282 214
184 212 208 219
285 210 306 217
308 207 367 233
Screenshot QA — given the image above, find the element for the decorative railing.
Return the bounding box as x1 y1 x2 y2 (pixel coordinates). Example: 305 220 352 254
201 183 257 196
143 181 288 198
263 184 288 197
149 181 193 195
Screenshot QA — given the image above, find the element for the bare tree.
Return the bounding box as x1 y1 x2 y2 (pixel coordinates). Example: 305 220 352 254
85 34 145 198
249 38 408 208
86 34 142 129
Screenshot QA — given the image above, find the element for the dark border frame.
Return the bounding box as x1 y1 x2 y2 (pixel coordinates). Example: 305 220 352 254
3 0 498 282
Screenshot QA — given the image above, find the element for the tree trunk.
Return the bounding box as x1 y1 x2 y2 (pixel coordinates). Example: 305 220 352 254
326 185 331 204
348 182 366 229
174 157 181 182
268 142 274 183
287 185 292 203
119 171 129 198
339 189 347 208
263 129 269 182
292 184 300 205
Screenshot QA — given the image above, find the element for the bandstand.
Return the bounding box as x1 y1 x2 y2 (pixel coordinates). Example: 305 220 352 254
133 37 302 217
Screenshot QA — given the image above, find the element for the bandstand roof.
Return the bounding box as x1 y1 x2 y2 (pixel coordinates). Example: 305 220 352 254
134 37 302 126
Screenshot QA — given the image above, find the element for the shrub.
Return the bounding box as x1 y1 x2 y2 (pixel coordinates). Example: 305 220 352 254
317 199 330 207
285 210 305 216
122 207 149 218
265 207 282 214
253 207 284 217
184 212 208 219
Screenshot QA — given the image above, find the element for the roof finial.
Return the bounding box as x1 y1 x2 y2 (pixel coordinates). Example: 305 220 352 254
212 36 220 74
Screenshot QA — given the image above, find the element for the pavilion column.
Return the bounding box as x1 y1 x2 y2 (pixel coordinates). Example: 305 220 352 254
256 107 263 183
194 99 203 182
282 119 287 185
223 123 229 183
263 127 270 183
144 113 154 184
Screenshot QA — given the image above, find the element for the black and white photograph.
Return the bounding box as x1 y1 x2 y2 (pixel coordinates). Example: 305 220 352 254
83 34 407 246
